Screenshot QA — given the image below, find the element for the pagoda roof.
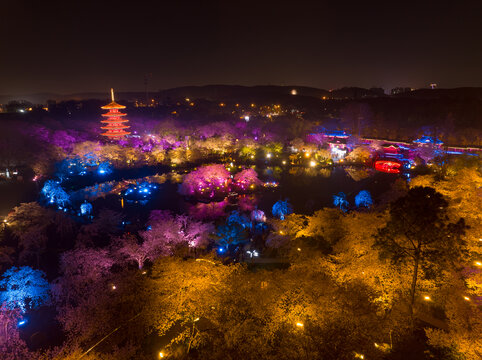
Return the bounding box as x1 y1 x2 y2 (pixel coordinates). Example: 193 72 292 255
101 101 126 109
102 131 131 137
101 119 129 124
102 112 127 117
101 125 130 130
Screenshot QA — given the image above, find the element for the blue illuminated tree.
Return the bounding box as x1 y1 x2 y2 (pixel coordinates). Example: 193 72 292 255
226 210 251 229
333 192 349 212
355 190 373 208
215 223 250 250
97 161 113 175
83 152 99 166
0 266 50 312
41 180 70 207
272 199 293 220
80 201 93 216
55 157 86 180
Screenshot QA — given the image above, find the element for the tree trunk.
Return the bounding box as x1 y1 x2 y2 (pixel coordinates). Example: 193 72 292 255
409 254 420 324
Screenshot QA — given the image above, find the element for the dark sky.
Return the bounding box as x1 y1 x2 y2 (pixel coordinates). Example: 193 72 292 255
1 0 482 95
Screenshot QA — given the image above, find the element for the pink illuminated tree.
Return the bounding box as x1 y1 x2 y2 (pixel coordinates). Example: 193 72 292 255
52 247 115 307
113 233 161 269
140 210 213 256
0 304 30 360
233 168 262 191
179 164 231 197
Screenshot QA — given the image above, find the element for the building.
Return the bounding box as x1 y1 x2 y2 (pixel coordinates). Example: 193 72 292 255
100 89 131 139
390 87 412 95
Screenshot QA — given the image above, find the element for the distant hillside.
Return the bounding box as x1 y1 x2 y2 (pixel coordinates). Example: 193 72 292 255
2 85 482 104
393 87 482 100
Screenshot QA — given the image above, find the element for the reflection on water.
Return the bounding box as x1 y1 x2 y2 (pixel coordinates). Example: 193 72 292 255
87 166 401 222
344 167 372 181
288 167 333 178
187 199 229 220
319 168 333 178
237 194 258 212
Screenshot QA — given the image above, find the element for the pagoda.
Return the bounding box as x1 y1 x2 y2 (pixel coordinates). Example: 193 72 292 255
100 89 131 139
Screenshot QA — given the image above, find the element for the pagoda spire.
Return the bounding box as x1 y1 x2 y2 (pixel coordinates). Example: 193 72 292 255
111 88 115 102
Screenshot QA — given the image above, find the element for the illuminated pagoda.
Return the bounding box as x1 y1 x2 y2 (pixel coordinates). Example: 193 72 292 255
100 88 131 139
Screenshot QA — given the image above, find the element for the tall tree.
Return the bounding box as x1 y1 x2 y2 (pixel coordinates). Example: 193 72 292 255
374 187 467 321
0 266 50 312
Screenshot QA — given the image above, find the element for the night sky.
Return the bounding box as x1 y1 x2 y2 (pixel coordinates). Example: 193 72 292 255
2 0 482 95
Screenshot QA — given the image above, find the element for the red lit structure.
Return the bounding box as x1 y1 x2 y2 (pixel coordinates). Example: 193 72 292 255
374 159 402 174
100 89 131 139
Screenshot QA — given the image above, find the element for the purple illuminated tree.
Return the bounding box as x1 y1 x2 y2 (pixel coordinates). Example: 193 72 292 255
0 266 50 312
250 209 266 223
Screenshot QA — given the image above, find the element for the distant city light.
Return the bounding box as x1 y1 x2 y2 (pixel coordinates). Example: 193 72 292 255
291 89 297 95
423 295 431 301
296 322 303 327
266 153 272 159
309 160 316 167
244 115 250 122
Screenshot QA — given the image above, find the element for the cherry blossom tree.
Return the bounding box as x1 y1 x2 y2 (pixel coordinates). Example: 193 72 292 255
114 234 156 269
6 202 55 267
179 164 231 198
140 210 213 257
0 266 50 312
233 168 262 192
0 304 31 360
